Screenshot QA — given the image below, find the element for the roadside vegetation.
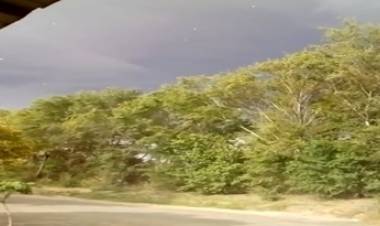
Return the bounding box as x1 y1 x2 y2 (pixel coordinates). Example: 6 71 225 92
1 21 380 223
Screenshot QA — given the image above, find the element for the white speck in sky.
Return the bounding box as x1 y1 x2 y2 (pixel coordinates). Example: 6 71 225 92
251 4 256 9
0 58 4 62
51 21 57 26
193 27 198 32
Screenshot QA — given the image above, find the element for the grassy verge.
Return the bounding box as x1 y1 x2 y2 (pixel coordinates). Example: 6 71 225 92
33 185 379 225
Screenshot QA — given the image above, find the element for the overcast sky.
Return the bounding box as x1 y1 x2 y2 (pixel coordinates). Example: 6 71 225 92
1 0 380 108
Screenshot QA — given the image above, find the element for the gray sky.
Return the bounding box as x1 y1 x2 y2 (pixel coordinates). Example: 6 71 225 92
1 0 380 108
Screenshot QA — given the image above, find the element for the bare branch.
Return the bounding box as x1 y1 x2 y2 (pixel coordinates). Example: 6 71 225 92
240 126 270 143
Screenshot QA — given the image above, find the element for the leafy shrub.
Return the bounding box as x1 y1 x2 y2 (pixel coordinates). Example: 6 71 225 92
248 150 290 194
287 140 380 197
0 181 32 194
157 133 249 194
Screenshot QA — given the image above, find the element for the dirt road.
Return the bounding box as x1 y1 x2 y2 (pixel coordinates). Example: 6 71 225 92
0 195 364 226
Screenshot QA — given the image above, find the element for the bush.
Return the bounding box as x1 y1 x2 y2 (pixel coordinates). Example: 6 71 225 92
157 133 250 194
0 181 32 194
287 140 380 198
248 150 290 194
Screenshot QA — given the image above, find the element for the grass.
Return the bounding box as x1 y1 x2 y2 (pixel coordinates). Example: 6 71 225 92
34 185 267 209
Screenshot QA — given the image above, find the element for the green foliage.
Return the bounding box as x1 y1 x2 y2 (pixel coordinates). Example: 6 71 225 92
287 140 380 197
156 133 249 194
0 181 31 194
0 117 32 180
246 21 380 197
12 89 141 183
0 121 31 161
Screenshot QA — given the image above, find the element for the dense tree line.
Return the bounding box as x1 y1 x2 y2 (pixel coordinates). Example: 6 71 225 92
2 22 380 198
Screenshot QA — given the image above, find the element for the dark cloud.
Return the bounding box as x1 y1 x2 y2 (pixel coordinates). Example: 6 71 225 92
0 0 379 108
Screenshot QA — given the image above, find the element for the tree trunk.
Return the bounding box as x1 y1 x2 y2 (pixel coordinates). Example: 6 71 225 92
35 153 49 179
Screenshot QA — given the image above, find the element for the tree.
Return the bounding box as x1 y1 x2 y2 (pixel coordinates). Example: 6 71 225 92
245 21 380 196
0 119 32 179
0 118 33 226
113 76 252 191
246 48 336 192
13 89 140 184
